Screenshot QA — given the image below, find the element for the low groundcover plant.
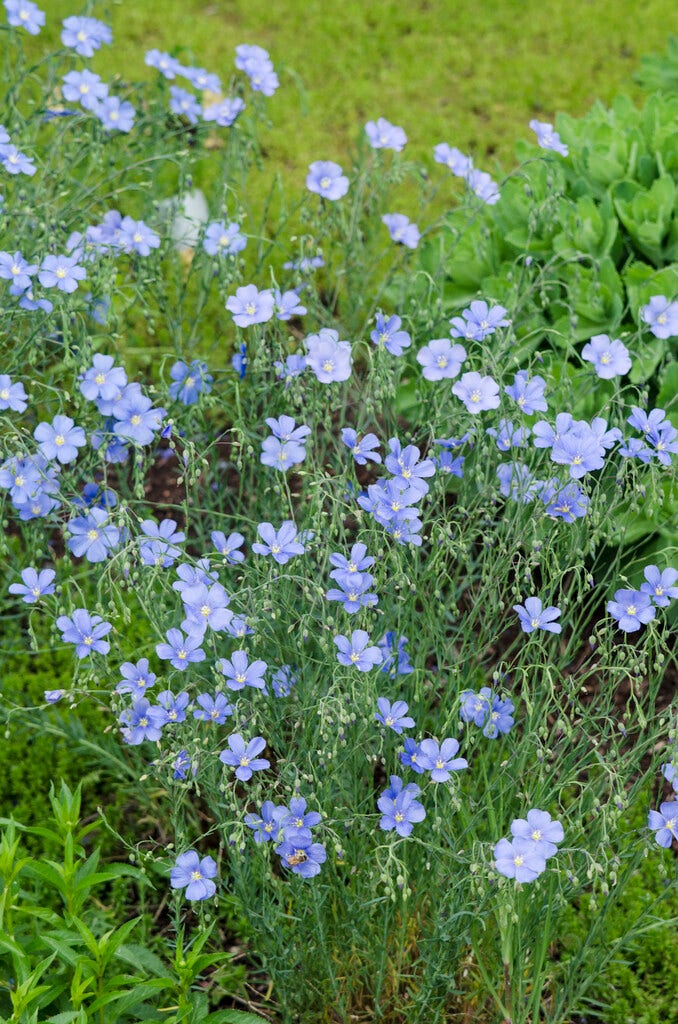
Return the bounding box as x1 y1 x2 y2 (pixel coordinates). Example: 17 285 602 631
0 5 676 1024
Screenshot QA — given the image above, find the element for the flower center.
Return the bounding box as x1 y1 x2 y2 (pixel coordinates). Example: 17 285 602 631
513 854 524 867
436 355 448 367
190 870 202 881
95 373 106 384
87 529 99 541
322 360 334 373
320 176 331 189
626 605 637 616
470 390 481 403
55 435 65 446
130 414 142 425
200 605 211 617
56 268 66 279
245 303 256 315
177 649 187 659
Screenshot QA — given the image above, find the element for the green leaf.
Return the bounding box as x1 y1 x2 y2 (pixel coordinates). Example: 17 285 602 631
629 340 667 384
115 942 170 978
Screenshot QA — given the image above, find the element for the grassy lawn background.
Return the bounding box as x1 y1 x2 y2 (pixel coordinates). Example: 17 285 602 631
36 0 678 194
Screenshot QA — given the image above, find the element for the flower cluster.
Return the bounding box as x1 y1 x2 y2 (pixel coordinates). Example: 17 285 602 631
494 809 564 881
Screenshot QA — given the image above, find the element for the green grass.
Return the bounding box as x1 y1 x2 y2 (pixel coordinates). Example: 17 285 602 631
30 0 678 196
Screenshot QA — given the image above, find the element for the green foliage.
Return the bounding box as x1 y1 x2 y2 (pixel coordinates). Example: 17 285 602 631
0 782 259 1024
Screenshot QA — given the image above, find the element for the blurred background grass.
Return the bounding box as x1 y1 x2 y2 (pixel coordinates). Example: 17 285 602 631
36 0 678 191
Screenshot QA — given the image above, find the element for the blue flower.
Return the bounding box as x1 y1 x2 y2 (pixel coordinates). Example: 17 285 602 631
172 750 197 780
181 582 232 636
275 835 327 877
542 481 589 522
325 570 378 613
34 415 86 464
112 392 165 446
416 338 466 381
94 96 135 133
61 15 112 57
607 589 656 633
452 372 500 413
157 690 190 724
226 284 274 327
381 213 420 249
460 688 492 727
38 254 86 293
365 117 407 151
640 565 678 608
0 251 37 291
219 734 269 781
4 0 45 34
341 428 382 465
433 143 473 177
8 567 55 603
203 220 246 257
67 507 121 563
170 850 217 900
218 650 267 691
274 288 307 320
80 354 127 403
529 119 568 156
193 692 233 724
377 777 426 837
270 665 298 697
156 628 205 670
116 659 157 698
370 313 411 355
581 335 631 379
450 301 509 341
169 85 202 125
504 370 547 414
334 630 382 671
169 360 213 405
377 632 413 677
252 521 305 564
207 533 243 567
119 698 167 745
640 295 678 339
513 596 562 634
118 217 160 256
418 738 468 782
62 70 108 111
56 609 111 658
511 810 564 858
399 737 426 773
305 329 352 383
144 49 184 79
375 698 415 734
203 97 246 126
306 161 349 200
494 837 546 881
0 145 36 176
245 801 288 843
647 803 678 848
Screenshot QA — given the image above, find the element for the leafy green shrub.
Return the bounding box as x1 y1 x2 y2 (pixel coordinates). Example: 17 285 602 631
0 781 261 1024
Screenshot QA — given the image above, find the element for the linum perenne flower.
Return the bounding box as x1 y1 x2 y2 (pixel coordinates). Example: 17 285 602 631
219 734 269 781
9 567 55 603
170 850 217 900
378 776 426 837
333 630 382 671
252 521 305 564
529 119 569 156
607 589 656 632
305 328 352 383
513 596 562 634
306 161 349 200
581 334 632 378
57 608 111 658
